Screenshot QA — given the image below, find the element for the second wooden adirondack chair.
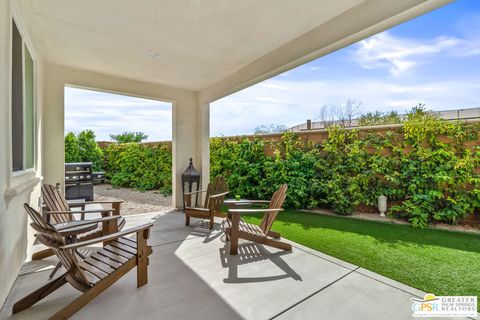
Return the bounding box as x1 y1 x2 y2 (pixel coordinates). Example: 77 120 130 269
184 176 229 229
39 184 128 279
224 184 292 254
41 184 126 240
15 204 153 320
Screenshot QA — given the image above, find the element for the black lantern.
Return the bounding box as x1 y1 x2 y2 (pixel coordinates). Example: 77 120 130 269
181 158 201 210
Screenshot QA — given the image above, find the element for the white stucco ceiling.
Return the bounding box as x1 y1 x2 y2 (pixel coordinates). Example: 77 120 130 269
19 0 365 90
19 0 448 93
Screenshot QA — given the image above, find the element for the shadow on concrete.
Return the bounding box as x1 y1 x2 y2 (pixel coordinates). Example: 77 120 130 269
219 242 302 284
3 210 308 319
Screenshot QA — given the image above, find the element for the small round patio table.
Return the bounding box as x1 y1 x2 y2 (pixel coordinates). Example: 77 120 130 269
223 199 253 220
224 199 272 220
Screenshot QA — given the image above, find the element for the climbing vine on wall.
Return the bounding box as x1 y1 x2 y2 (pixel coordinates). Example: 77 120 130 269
65 110 480 227
211 109 480 228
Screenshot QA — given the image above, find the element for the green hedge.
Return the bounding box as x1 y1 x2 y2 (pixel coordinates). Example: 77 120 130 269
103 143 172 195
66 111 480 227
211 111 480 228
64 130 104 171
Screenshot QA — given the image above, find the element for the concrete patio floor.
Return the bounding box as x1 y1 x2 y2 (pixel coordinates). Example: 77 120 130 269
0 210 470 320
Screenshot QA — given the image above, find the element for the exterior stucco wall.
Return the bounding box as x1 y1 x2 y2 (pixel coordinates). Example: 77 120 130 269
0 0 43 307
41 63 207 209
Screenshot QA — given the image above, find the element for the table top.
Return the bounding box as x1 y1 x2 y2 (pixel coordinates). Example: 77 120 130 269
224 199 253 205
67 199 86 204
54 220 99 237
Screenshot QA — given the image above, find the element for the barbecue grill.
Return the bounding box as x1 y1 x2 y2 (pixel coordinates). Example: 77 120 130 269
64 162 94 201
92 171 106 184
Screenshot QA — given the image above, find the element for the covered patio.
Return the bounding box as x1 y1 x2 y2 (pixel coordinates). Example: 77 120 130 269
0 0 457 318
1 212 431 320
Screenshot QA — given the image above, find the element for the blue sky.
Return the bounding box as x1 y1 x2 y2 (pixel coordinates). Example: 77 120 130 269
65 0 480 140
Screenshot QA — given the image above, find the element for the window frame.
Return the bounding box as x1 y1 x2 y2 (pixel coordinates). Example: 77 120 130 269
11 17 37 176
23 42 36 171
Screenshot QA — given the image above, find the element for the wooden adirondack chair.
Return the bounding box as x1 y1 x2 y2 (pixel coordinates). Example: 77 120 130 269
41 184 126 241
184 176 229 229
14 204 153 320
224 184 292 254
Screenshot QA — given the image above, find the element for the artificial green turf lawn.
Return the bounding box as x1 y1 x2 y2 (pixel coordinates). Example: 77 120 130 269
242 210 480 308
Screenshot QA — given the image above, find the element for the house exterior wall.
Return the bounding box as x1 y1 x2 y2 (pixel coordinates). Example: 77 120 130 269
0 0 43 307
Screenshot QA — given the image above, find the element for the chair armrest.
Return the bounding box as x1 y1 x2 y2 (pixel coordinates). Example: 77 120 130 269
209 191 230 199
54 216 120 231
83 200 124 205
46 209 113 215
184 190 207 196
228 208 284 215
185 207 210 212
59 223 153 250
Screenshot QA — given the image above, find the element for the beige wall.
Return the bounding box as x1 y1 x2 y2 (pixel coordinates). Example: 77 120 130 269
0 0 43 307
41 63 209 209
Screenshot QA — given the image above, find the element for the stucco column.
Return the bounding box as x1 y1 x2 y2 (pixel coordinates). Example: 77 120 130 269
172 96 197 208
171 97 210 209
196 101 210 191
41 63 65 188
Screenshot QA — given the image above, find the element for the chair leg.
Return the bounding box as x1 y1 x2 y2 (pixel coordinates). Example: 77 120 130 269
239 231 292 252
267 230 281 239
48 261 62 279
209 216 214 230
13 273 68 314
223 222 231 241
230 215 240 254
185 215 190 226
137 230 149 288
260 237 292 251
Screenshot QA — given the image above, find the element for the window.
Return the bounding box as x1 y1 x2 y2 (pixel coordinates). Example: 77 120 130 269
24 44 34 169
11 20 35 172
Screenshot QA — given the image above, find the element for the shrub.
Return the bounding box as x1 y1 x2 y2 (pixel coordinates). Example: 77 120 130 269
358 110 401 126
104 143 172 194
64 132 79 163
77 130 104 171
210 108 480 227
65 108 480 227
110 131 148 143
65 130 104 171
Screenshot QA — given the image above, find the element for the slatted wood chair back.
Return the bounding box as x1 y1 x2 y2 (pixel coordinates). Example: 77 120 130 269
41 184 73 224
259 184 288 234
24 204 91 291
204 176 228 210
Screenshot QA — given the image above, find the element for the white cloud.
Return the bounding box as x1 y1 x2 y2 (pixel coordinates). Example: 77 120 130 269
65 87 172 141
355 32 463 75
256 96 284 103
